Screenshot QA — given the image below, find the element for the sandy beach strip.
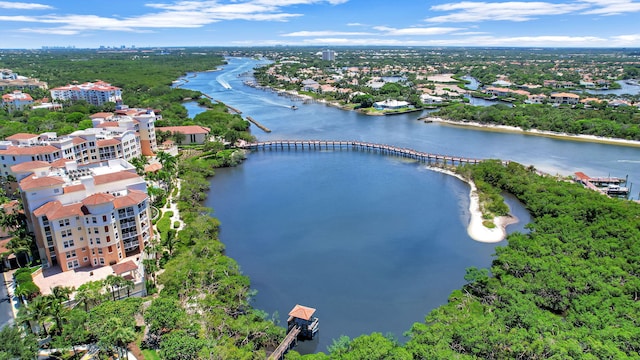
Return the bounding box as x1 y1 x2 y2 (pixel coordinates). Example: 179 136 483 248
429 166 516 243
423 117 640 148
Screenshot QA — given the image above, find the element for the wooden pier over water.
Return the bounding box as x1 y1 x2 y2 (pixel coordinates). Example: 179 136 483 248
268 325 300 360
268 304 319 360
238 140 506 165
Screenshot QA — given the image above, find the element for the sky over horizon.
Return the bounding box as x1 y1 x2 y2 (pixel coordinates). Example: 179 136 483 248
1 0 640 49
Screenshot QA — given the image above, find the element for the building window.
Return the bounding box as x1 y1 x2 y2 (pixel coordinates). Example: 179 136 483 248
83 257 88 262
58 219 70 227
108 246 113 253
63 239 75 248
94 227 99 234
106 236 111 243
99 258 105 265
102 215 107 222
67 259 79 269
98 248 103 255
92 217 97 224
61 229 72 238
93 258 97 265
96 238 101 244
104 226 109 232
66 250 76 259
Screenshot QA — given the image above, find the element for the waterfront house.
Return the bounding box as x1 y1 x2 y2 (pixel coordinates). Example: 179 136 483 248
156 125 210 145
550 92 580 105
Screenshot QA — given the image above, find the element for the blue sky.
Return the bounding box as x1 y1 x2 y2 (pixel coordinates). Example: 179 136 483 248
1 0 640 48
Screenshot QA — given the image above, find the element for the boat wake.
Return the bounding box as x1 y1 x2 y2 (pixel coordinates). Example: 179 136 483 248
617 159 640 164
217 76 232 89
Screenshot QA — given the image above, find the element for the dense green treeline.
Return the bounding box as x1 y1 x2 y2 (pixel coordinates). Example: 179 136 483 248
138 151 283 359
0 50 226 138
287 161 640 359
436 103 640 140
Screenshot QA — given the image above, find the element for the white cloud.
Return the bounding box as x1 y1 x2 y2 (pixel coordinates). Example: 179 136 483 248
0 1 52 10
17 28 80 35
579 0 640 15
373 26 464 35
282 30 373 36
426 1 585 22
1 0 343 35
347 22 365 26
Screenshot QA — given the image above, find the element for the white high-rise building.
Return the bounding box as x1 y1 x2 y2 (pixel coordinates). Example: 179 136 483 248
322 49 336 61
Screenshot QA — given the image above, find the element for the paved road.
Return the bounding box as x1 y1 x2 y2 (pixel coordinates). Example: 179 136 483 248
0 274 15 329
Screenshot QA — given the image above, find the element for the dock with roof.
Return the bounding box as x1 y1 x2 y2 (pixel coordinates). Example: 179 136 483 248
268 304 319 360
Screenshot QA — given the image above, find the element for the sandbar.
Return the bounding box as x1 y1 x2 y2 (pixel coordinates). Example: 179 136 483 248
429 167 516 243
423 117 640 148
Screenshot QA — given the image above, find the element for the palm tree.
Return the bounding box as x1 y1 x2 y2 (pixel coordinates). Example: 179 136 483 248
75 280 105 312
105 275 127 300
142 259 158 286
130 155 149 175
156 151 177 173
18 295 51 336
45 294 69 336
51 285 73 303
6 224 34 268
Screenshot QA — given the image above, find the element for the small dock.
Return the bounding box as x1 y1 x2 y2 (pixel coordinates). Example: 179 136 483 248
268 304 318 360
246 116 272 133
574 172 630 197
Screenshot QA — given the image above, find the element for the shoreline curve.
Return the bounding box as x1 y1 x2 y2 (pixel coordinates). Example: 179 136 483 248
424 116 640 148
429 166 516 243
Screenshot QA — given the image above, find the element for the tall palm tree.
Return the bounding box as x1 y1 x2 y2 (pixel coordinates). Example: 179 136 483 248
75 280 106 312
45 294 68 336
18 295 51 336
6 228 33 268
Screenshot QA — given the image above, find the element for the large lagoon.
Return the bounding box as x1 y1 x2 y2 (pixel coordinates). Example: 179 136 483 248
182 57 639 353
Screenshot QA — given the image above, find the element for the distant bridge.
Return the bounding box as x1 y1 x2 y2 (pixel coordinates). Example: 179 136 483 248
238 140 509 165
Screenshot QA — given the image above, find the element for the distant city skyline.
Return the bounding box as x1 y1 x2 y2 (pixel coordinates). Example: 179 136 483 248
1 0 640 49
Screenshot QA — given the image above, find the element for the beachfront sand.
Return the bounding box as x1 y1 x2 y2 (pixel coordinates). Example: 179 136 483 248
424 117 640 148
429 167 515 243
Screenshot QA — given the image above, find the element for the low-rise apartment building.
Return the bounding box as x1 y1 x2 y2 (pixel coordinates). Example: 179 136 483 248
0 128 141 179
50 81 122 107
2 90 34 112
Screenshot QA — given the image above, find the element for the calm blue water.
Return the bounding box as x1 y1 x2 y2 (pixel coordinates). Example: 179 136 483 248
205 151 529 353
583 80 640 96
182 57 640 353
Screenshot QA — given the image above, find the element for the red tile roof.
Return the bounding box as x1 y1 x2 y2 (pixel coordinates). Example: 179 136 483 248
33 201 85 220
19 175 65 190
97 138 120 147
96 121 120 128
72 137 86 145
63 184 86 194
90 112 114 119
5 133 39 141
0 145 60 156
93 171 141 185
112 260 138 275
113 190 148 208
156 126 210 135
144 163 162 173
50 158 73 168
10 161 50 173
82 193 115 206
288 304 316 321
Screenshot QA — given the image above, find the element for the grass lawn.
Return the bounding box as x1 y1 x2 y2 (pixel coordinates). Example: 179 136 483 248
142 349 161 360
